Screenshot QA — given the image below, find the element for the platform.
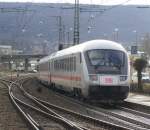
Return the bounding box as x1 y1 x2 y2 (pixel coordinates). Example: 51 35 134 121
126 93 150 106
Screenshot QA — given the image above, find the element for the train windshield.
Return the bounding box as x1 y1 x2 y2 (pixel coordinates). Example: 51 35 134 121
87 49 124 71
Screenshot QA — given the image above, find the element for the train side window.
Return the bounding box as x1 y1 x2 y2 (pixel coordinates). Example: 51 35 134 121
59 60 60 70
64 59 66 71
73 57 74 71
67 58 69 72
72 57 74 71
66 58 68 71
55 60 57 70
59 60 61 70
50 61 52 70
60 59 61 70
69 58 71 72
70 57 73 71
53 60 55 70
79 53 82 63
69 57 71 72
56 60 57 70
57 60 59 70
55 60 56 70
72 57 73 71
68 58 69 71
66 58 68 72
53 60 54 69
63 59 65 71
53 60 54 70
54 60 56 70
62 59 64 71
70 58 72 72
64 59 65 71
61 59 63 70
63 59 65 72
58 60 60 70
62 59 63 70
60 60 61 70
74 57 76 71
49 61 50 70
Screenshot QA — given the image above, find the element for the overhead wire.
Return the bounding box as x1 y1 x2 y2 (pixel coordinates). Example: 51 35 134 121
0 0 135 51
11 2 37 50
101 0 134 12
85 0 134 34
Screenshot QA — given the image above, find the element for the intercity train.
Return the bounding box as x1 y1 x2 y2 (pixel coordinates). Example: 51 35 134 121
37 40 130 103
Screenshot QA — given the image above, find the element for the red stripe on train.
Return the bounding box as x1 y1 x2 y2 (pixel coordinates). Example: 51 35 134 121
51 75 81 81
40 74 81 81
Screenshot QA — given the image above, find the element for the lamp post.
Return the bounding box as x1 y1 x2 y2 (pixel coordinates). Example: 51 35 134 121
10 55 13 80
103 33 108 39
114 28 119 41
133 30 138 46
67 27 73 43
133 30 138 52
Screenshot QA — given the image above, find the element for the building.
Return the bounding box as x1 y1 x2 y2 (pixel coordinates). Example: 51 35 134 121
12 49 23 55
0 45 12 55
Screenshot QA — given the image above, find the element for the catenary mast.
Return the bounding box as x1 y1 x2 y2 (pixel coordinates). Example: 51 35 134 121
73 0 80 45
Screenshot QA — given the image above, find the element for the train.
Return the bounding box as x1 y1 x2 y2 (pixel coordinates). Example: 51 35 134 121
37 40 130 103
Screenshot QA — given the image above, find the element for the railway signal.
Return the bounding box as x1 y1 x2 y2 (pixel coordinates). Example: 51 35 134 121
131 46 138 54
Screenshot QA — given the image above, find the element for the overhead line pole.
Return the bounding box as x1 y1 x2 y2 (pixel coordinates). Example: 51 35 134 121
73 0 80 45
55 16 63 50
58 16 63 46
51 15 64 50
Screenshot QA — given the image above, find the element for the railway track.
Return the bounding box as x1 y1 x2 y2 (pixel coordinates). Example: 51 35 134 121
50 93 150 130
122 101 150 114
1 78 84 130
0 77 131 130
23 77 150 130
66 96 150 130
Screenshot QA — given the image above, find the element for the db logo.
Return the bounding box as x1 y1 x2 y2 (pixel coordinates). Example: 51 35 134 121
105 78 112 83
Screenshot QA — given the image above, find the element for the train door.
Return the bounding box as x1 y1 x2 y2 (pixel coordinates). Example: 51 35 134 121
70 55 75 89
38 63 40 80
76 53 82 88
71 53 81 90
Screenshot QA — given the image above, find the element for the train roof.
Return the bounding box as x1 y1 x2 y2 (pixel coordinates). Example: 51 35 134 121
51 39 126 58
38 55 51 63
38 40 127 62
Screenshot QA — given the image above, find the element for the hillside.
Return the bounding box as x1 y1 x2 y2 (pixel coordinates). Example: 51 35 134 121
0 2 149 53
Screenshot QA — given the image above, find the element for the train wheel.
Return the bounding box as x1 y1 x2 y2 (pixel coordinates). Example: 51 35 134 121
73 88 82 99
51 83 55 90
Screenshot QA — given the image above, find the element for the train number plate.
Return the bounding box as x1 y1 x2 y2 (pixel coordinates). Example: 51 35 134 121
100 76 118 85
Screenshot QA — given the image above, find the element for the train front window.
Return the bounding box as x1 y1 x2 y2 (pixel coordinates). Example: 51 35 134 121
87 50 124 72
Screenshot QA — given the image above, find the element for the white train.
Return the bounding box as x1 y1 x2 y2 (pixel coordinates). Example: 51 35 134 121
37 40 130 103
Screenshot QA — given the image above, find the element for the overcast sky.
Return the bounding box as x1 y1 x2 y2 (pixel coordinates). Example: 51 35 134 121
0 0 150 5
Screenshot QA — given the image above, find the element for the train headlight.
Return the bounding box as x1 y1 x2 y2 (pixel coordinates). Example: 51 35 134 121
120 76 127 81
89 75 98 81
